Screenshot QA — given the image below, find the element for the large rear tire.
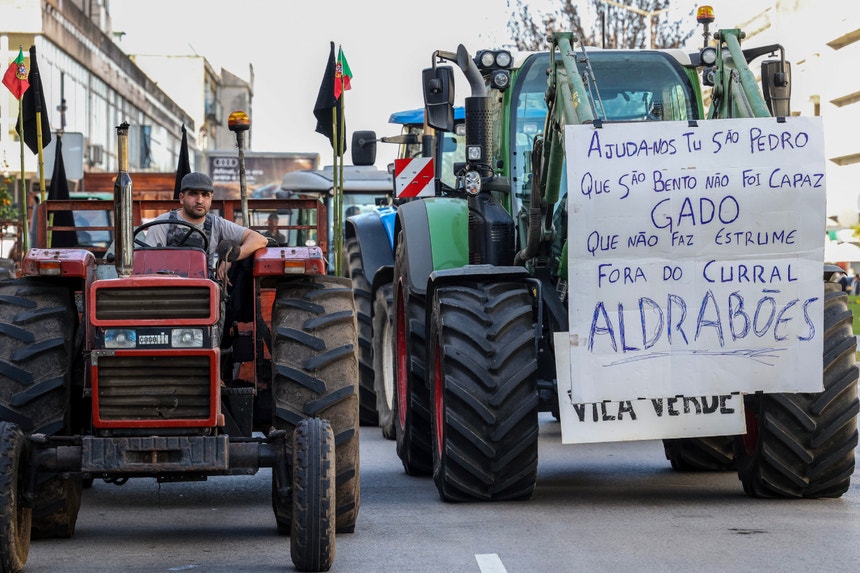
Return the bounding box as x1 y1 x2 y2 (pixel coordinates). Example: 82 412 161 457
271 275 360 533
372 284 396 440
345 235 379 427
735 281 859 497
0 421 31 573
662 437 735 471
392 233 433 475
290 418 336 573
429 282 539 501
0 280 81 539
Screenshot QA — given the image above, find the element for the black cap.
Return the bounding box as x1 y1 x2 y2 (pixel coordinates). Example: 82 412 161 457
180 172 214 193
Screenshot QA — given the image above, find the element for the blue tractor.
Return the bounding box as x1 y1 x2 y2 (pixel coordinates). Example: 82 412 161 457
345 107 464 434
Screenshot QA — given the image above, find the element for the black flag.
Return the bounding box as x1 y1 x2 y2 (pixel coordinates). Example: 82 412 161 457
313 41 346 153
17 45 51 155
47 135 77 247
173 124 191 199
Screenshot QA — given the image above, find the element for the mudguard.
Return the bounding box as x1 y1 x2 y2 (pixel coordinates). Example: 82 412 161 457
21 248 96 280
427 264 538 333
345 208 396 286
394 197 469 296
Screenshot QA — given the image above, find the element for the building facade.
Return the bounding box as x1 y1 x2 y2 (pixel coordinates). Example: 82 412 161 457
130 54 254 168
732 1 859 218
0 0 197 183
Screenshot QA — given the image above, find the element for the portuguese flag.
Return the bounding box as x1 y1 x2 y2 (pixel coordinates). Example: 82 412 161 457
335 46 352 100
3 48 29 100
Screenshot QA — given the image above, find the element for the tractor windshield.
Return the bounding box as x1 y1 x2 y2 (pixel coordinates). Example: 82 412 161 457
506 50 700 205
579 51 700 123
508 53 553 205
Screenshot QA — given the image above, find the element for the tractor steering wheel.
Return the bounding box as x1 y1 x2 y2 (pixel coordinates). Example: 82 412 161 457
133 219 209 253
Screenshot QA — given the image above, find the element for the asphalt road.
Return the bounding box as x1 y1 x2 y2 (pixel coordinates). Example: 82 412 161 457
23 414 860 572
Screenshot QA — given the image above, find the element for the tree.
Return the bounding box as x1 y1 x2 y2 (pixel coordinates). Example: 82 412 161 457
507 0 694 51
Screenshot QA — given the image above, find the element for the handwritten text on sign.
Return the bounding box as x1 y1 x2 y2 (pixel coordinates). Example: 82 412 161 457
564 117 825 404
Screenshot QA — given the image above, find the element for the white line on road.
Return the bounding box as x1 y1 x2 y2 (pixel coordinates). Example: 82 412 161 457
476 553 508 573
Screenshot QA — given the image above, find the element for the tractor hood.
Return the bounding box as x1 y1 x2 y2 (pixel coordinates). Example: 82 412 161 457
280 165 393 194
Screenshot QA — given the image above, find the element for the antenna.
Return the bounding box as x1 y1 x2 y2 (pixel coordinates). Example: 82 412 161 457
578 44 608 122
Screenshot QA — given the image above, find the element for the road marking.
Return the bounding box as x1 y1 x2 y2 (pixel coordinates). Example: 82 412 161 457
475 553 508 573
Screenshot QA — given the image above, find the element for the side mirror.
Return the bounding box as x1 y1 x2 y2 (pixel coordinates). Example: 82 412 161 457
761 59 791 118
351 130 377 166
423 66 455 132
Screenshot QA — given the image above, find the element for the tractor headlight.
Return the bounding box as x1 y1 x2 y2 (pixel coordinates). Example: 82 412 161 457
700 46 717 66
464 171 482 196
491 70 511 90
171 328 203 348
104 329 137 349
467 145 482 162
475 50 513 71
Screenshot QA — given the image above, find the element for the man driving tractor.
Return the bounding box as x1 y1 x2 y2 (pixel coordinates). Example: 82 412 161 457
143 171 268 279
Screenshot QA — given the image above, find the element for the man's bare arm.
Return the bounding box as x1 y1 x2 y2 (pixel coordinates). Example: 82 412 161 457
236 228 269 260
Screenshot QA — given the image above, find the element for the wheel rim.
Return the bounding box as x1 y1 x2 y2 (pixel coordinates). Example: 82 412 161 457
396 282 408 429
382 313 395 410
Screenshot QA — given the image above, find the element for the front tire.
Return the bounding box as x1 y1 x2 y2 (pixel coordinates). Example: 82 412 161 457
735 281 859 497
0 422 30 573
429 282 539 502
290 418 336 573
392 233 433 475
270 276 360 533
345 235 378 426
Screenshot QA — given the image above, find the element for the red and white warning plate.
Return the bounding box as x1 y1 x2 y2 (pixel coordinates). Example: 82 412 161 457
394 157 434 198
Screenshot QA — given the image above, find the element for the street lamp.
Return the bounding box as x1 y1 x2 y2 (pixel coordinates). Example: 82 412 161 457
602 0 671 49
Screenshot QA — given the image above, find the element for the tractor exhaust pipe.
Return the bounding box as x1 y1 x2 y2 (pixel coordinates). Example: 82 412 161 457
114 122 134 278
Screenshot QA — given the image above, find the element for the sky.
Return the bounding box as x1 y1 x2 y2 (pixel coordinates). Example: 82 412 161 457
109 0 754 169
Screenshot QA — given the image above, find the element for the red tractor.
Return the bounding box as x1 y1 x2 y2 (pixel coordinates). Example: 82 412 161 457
0 123 358 572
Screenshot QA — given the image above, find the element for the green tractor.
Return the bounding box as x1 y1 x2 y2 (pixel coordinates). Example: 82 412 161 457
391 9 858 501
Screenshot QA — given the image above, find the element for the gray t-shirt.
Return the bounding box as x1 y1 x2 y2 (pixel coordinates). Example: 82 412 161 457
143 210 247 269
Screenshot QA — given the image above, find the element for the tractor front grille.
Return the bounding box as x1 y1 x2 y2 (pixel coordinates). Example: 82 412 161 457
95 286 211 321
95 355 212 422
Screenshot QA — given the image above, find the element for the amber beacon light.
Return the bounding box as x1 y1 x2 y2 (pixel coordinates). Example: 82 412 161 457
228 110 251 132
696 5 715 25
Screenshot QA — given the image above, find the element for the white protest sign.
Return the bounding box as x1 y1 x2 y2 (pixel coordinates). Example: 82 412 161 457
563 117 825 404
554 334 746 444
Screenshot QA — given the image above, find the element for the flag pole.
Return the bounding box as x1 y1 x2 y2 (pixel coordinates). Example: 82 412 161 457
35 117 46 204
17 89 27 252
335 63 346 277
331 104 341 276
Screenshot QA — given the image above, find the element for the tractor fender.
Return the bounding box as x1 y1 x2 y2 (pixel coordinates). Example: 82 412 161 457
21 248 96 281
345 208 395 286
394 197 469 296
377 206 397 251
426 265 539 335
371 265 394 296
